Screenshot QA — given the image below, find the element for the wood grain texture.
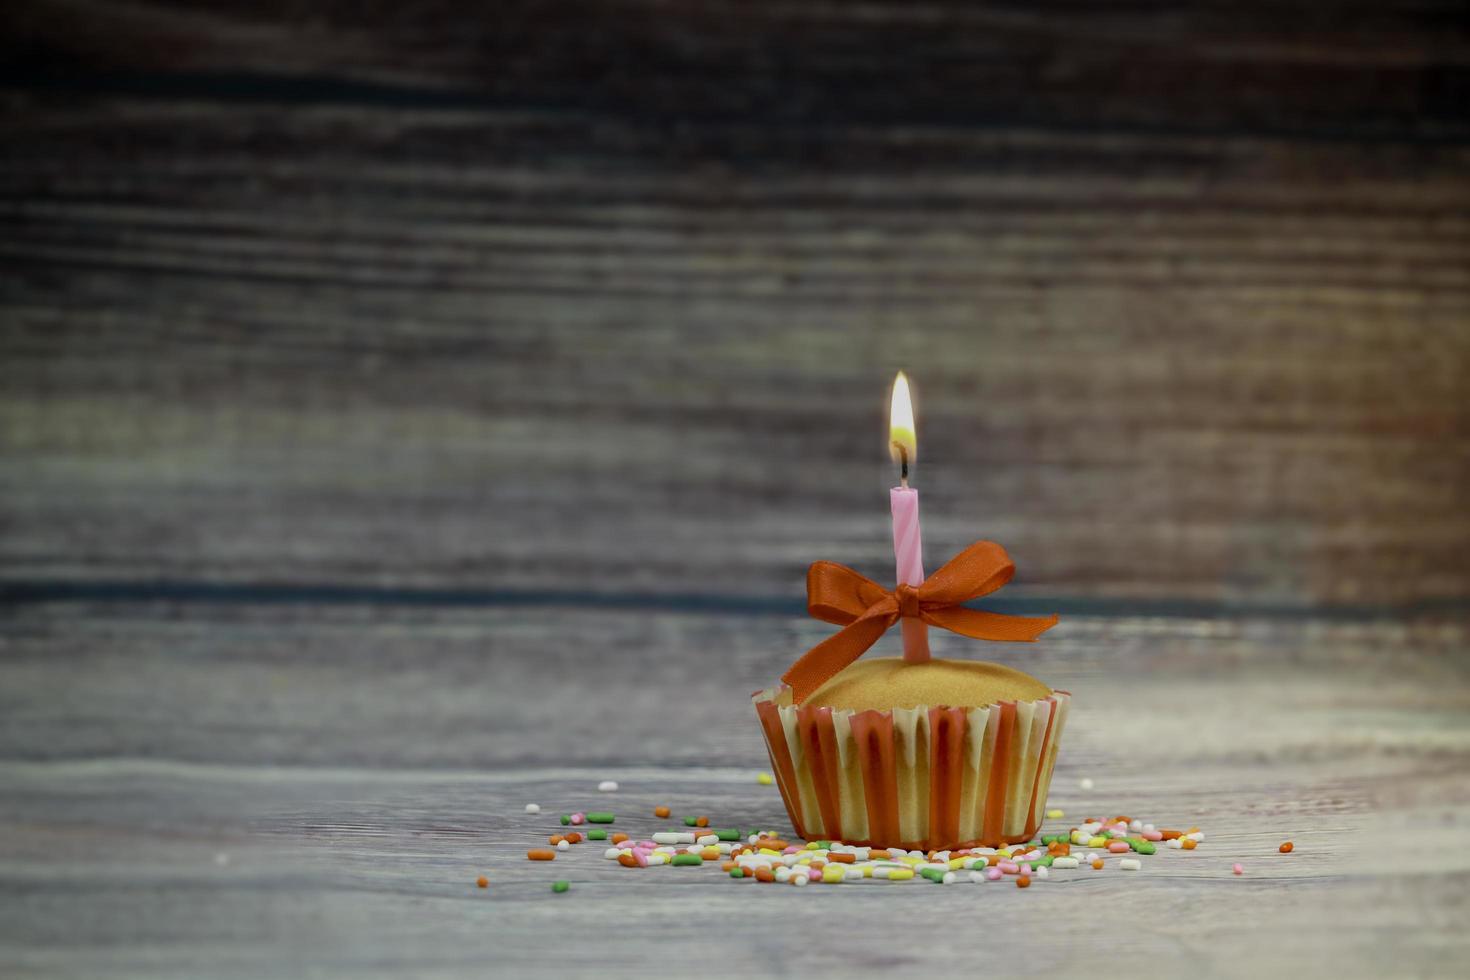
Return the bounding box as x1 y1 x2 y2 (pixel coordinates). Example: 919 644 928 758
2 603 1468 977
1 2 1468 607
3 3 1470 976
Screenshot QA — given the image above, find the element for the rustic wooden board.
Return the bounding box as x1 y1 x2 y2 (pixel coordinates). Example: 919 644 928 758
2 602 1468 977
2 3 1468 608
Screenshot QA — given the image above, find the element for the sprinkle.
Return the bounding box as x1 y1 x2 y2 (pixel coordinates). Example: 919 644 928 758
1052 857 1079 870
1016 875 1031 888
598 781 618 792
1091 859 1104 870
1045 808 1064 819
1233 863 1244 875
1107 841 1130 853
476 875 488 888
588 829 607 840
564 832 582 844
551 880 570 893
556 840 569 851
1119 858 1141 871
695 816 710 828
684 817 697 827
527 849 556 861
791 871 809 886
986 867 1003 881
672 854 703 866
1280 841 1294 853
569 813 585 826
610 833 629 844
1079 777 1095 790
524 803 540 814
586 812 615 824
757 773 774 785
1181 838 1197 850
654 806 671 818
652 832 695 845
560 815 571 826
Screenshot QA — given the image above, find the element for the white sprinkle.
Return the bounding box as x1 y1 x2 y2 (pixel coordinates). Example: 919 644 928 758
1167 838 1183 849
524 803 541 814
1035 865 1049 879
556 840 569 851
791 872 809 886
968 870 988 883
873 866 895 879
1052 857 1079 869
603 847 621 860
775 867 792 883
652 832 695 845
1119 858 1141 871
598 780 619 792
1080 777 1095 791
845 867 865 881
695 834 719 847
942 872 958 885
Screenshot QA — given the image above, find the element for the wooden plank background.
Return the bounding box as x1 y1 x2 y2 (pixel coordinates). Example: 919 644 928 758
1 1 1468 976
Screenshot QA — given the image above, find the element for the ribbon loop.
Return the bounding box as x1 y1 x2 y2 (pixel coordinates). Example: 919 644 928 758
782 541 1058 704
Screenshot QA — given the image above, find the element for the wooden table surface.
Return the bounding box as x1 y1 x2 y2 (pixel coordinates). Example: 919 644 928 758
3 1 1468 976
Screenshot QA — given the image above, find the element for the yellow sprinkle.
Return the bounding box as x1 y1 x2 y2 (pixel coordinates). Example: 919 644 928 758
862 865 874 877
822 865 846 883
1046 808 1065 819
757 773 774 785
948 858 967 870
796 856 811 865
701 847 720 861
759 848 781 856
887 868 915 881
1088 836 1108 848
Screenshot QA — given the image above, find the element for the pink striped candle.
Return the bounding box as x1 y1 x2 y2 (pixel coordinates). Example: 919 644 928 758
888 371 931 663
891 486 931 662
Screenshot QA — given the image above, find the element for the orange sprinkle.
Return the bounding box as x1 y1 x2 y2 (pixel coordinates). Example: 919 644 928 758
1091 859 1104 870
1016 875 1031 889
549 835 564 845
565 832 582 844
1181 838 1197 850
721 861 736 872
1279 841 1294 853
476 875 488 888
868 849 890 859
828 852 856 864
754 867 775 883
1048 842 1070 856
654 806 671 818
617 853 640 868
610 833 629 845
527 849 556 861
1160 829 1183 840
988 854 1002 866
759 840 789 851
701 847 721 860
695 816 710 828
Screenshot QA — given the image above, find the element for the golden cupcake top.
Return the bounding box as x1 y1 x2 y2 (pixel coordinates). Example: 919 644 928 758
802 657 1051 711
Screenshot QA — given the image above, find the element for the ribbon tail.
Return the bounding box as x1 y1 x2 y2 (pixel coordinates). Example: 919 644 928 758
923 606 1058 642
782 607 896 704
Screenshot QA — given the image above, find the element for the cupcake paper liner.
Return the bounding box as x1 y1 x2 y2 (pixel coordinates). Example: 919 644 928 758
753 688 1070 850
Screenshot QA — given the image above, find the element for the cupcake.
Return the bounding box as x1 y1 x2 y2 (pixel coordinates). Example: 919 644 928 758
753 541 1064 850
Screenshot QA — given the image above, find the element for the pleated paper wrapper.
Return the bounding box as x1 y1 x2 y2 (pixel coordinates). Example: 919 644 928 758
753 688 1070 850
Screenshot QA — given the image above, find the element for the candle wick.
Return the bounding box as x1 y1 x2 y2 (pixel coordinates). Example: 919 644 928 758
894 444 909 488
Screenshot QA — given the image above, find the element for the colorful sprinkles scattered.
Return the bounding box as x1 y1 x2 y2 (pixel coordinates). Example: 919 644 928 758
510 789 1290 893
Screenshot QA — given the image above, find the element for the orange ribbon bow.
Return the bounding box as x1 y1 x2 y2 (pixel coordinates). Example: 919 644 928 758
782 540 1058 703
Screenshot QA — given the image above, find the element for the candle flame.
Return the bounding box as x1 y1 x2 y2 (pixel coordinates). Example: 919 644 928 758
889 371 916 467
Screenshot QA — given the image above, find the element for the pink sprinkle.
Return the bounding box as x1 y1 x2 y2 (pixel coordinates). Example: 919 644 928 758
636 841 656 849
570 813 585 825
808 867 821 881
1233 863 1243 875
998 861 1019 874
986 867 1003 881
782 846 800 854
1107 841 1130 853
1142 830 1163 841
631 850 648 867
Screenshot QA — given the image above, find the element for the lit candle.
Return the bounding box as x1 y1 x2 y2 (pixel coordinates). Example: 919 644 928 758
888 372 931 663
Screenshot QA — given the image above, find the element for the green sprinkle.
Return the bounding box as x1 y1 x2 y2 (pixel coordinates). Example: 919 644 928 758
586 812 615 824
729 868 744 878
684 817 698 827
1032 855 1055 868
560 815 571 826
551 880 570 893
919 867 946 882
672 854 703 867
810 840 831 849
587 829 607 840
713 828 740 841
1127 838 1156 855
